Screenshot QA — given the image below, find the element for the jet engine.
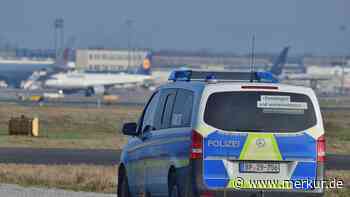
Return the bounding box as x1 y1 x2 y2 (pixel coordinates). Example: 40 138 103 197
86 85 105 97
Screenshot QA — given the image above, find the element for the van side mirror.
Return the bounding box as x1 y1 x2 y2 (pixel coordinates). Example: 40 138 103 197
122 122 138 136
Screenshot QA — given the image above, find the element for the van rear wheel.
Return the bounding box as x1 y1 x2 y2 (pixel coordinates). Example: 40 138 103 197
118 174 130 197
170 185 179 197
168 172 180 197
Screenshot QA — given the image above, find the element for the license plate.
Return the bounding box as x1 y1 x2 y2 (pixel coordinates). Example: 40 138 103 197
239 162 280 173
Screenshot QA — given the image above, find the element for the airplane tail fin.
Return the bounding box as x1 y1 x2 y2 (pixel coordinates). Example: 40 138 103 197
54 36 76 71
55 48 70 68
270 46 290 76
137 53 152 75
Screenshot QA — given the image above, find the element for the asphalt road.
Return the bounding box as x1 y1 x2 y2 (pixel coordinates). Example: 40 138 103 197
0 148 120 165
0 148 349 170
0 88 150 108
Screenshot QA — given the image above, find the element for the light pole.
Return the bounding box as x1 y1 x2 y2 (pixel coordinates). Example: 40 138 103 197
125 19 133 69
54 18 64 60
340 25 347 95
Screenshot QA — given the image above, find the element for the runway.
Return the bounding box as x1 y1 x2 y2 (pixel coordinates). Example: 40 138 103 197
0 88 150 107
0 148 348 170
0 90 349 111
0 148 120 165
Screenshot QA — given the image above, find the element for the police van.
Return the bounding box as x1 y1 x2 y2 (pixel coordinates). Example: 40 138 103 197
118 70 325 197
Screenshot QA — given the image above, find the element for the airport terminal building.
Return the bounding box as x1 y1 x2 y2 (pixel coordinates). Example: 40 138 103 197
75 49 150 72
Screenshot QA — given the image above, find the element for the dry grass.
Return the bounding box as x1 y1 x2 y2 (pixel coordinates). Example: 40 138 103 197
323 111 350 134
0 104 142 135
326 138 350 155
323 110 350 154
0 164 117 193
0 104 142 149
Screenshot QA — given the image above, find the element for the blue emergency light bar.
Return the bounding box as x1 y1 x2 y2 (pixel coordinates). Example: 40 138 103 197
168 70 279 83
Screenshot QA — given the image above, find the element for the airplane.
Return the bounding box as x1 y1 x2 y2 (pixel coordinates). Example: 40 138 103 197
281 73 332 91
267 47 333 90
269 46 290 77
21 37 76 90
44 56 154 96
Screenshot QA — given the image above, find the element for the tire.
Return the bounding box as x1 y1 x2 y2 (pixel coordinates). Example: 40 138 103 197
168 172 181 197
118 173 131 197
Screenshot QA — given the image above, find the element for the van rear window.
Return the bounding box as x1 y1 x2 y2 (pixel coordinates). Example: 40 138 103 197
204 91 317 132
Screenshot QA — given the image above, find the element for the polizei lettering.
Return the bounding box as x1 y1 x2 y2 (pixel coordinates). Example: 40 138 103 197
207 140 240 148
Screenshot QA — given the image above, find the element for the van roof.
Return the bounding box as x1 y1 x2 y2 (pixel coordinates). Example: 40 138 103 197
160 81 314 95
204 82 314 94
162 70 315 95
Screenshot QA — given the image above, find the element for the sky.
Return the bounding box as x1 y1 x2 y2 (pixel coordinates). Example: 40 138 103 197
0 0 349 55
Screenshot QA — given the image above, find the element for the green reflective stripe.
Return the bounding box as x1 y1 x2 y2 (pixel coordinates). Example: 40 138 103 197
195 124 213 137
271 135 282 160
239 133 282 161
173 159 189 168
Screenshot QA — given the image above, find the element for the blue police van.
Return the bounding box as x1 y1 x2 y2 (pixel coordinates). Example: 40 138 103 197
118 70 325 197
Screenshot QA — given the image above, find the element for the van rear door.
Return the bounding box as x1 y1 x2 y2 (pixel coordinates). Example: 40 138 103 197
200 91 320 190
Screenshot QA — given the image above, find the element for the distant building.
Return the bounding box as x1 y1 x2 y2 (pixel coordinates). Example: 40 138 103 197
15 48 56 59
152 52 270 70
303 56 348 67
150 51 272 83
307 65 350 76
75 49 150 72
0 49 16 58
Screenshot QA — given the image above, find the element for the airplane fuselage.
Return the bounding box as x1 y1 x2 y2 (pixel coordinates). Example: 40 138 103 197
45 72 153 89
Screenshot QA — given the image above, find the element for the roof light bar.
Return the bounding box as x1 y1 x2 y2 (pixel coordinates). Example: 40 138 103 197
168 70 279 83
168 69 192 81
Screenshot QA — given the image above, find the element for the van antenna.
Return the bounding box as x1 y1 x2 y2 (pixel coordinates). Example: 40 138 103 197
250 34 256 82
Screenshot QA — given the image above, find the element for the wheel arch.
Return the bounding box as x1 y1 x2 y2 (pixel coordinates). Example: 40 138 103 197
118 163 126 181
167 165 177 196
118 163 126 193
167 165 178 191
168 165 176 182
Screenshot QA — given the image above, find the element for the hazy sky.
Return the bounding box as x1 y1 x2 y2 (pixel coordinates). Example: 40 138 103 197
0 0 349 55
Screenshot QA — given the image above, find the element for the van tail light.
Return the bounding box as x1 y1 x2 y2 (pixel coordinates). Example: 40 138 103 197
317 135 326 162
190 130 203 159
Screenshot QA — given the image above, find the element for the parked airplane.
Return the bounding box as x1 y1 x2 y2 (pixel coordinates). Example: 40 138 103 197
44 58 154 96
269 46 290 76
21 37 76 89
268 47 332 90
